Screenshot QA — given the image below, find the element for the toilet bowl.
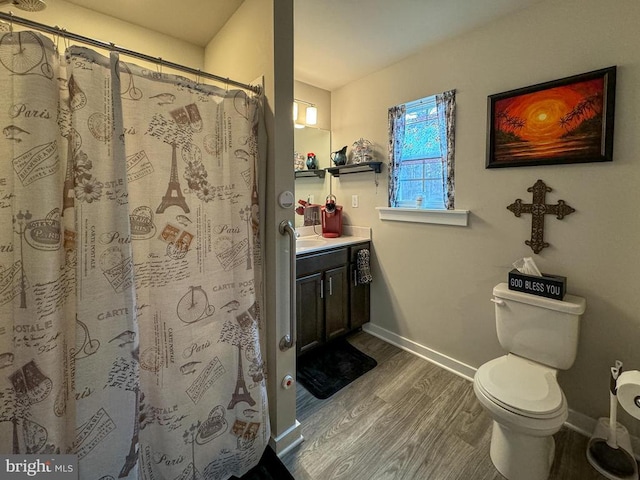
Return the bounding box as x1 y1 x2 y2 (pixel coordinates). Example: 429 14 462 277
474 354 568 480
474 283 586 480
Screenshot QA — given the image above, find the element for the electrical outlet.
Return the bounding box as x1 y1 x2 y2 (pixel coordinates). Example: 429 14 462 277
352 195 359 208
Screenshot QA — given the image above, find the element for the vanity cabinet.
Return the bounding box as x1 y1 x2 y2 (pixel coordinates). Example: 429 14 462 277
324 264 349 341
295 272 324 354
296 242 370 355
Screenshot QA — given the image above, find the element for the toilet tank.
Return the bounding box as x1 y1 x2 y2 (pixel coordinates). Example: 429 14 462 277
493 282 586 370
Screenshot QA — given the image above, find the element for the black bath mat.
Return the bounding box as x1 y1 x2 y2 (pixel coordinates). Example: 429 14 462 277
233 445 294 480
297 338 377 399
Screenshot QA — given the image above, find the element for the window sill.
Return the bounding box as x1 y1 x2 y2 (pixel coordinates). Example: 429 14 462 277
376 207 469 226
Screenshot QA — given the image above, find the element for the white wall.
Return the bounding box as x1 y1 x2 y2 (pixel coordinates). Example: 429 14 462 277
330 0 640 431
6 0 203 73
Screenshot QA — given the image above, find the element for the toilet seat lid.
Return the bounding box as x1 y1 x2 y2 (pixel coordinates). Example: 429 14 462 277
476 355 564 417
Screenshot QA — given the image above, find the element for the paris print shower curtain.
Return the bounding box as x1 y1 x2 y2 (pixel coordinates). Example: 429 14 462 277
0 31 269 479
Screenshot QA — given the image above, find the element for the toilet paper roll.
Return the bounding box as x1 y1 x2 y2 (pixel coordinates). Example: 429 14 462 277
617 370 640 420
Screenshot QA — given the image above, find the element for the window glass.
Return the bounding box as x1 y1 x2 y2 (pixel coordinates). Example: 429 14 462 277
403 102 441 161
396 96 444 208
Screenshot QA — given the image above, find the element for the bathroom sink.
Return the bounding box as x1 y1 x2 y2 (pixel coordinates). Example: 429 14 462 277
296 238 327 249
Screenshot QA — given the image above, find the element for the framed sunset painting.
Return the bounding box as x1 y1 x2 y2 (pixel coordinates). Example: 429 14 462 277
486 66 616 168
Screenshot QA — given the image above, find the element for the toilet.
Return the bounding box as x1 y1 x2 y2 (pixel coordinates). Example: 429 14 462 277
473 282 586 480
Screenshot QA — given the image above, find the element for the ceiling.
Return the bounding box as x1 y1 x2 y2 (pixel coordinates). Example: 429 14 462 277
64 0 544 91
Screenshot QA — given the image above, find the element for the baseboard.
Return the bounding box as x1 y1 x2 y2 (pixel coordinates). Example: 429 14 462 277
362 323 476 381
566 409 640 461
269 420 304 457
363 323 640 459
565 408 597 438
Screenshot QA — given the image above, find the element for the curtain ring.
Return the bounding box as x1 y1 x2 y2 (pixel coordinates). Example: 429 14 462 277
196 69 201 85
9 12 13 35
52 26 60 52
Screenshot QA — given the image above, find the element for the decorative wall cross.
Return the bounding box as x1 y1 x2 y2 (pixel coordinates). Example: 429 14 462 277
507 179 575 254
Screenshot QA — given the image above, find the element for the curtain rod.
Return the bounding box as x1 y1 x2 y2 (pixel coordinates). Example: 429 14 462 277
0 11 262 95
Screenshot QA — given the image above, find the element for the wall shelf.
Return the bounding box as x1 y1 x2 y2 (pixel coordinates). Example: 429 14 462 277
326 161 382 177
295 169 326 179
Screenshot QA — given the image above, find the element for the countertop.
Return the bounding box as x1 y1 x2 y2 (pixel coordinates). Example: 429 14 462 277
295 225 371 255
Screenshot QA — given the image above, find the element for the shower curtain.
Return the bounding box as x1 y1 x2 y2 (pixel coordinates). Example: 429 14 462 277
0 31 269 479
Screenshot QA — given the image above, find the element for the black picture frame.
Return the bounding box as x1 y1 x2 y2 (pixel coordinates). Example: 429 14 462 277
486 66 616 168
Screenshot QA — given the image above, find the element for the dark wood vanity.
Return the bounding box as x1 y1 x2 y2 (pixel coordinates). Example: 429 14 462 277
295 241 371 356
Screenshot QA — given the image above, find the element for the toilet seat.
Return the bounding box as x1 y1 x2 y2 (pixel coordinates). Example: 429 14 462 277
475 355 564 419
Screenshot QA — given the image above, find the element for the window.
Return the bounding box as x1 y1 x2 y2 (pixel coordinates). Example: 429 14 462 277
388 90 456 210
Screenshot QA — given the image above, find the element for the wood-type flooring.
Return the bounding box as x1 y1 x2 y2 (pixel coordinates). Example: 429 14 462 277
282 331 610 480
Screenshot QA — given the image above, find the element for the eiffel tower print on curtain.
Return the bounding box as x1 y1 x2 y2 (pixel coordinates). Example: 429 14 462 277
228 344 256 409
157 142 190 214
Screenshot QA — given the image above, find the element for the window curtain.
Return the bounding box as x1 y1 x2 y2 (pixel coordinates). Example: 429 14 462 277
0 31 268 480
387 104 406 207
435 89 456 210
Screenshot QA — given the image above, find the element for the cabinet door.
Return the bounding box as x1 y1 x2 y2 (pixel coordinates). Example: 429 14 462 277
324 265 349 341
296 272 324 355
350 243 371 330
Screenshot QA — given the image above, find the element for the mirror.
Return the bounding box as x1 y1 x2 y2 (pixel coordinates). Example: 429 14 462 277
294 127 331 170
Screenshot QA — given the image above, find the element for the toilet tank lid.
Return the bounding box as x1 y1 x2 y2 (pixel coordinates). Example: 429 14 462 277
493 283 586 315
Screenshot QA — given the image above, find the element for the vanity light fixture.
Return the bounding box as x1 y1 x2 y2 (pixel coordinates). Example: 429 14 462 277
293 98 318 127
305 106 317 126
